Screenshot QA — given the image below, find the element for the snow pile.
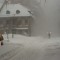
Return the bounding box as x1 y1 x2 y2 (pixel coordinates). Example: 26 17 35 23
1 34 60 60
3 34 44 45
3 34 60 49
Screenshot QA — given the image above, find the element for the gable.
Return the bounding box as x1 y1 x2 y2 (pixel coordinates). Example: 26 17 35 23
0 4 32 17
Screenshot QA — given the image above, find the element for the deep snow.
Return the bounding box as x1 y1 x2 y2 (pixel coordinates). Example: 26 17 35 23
0 34 60 60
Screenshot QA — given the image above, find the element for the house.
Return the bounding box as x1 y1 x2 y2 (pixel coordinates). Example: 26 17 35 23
0 0 33 36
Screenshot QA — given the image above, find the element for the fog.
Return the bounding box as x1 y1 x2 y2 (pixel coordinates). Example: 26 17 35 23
6 0 60 37
0 0 60 60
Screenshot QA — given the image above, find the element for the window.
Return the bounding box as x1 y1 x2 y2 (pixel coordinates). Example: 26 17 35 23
6 10 10 14
25 20 28 25
28 11 32 14
16 10 20 14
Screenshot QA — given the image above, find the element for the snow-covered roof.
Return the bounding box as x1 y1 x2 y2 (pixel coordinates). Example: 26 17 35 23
0 3 32 17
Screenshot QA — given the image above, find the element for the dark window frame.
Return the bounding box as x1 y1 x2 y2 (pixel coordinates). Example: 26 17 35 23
16 10 20 14
6 10 10 14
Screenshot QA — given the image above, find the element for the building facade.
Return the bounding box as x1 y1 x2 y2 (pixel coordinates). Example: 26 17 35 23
0 1 33 36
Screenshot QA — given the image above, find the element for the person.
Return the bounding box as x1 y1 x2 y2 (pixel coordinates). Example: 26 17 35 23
0 34 4 46
47 32 51 39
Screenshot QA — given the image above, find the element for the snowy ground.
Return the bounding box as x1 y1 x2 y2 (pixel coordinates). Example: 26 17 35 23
0 34 60 60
